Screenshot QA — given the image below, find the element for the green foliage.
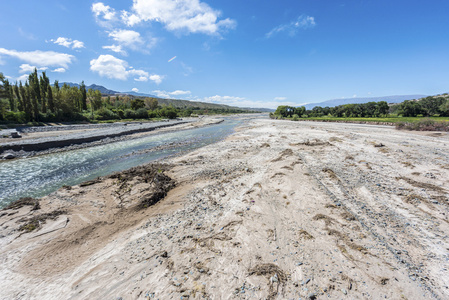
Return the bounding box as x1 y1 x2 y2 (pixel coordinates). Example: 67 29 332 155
158 106 178 119
131 99 145 110
134 107 148 119
398 100 424 117
95 108 119 120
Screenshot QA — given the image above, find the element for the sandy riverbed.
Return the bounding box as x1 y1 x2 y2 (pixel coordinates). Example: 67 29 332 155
1 118 449 299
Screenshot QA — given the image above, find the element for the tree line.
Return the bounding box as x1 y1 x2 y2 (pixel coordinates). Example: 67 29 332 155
0 69 251 124
272 96 449 119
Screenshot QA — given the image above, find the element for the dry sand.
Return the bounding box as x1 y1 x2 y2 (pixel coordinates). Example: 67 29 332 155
1 118 449 299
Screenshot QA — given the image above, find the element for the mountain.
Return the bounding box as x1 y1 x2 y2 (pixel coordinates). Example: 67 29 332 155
59 82 119 95
304 95 427 110
119 91 157 98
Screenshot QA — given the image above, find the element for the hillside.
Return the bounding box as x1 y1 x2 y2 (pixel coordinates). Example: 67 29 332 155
59 82 263 112
304 94 426 109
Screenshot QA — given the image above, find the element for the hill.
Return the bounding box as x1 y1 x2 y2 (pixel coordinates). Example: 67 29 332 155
304 95 426 110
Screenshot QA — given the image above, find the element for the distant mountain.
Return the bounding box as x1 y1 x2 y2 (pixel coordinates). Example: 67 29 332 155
59 82 119 95
304 95 427 110
119 91 157 98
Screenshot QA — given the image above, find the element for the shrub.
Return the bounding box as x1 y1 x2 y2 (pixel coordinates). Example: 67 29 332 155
124 109 135 119
134 108 149 119
95 108 119 120
292 114 300 121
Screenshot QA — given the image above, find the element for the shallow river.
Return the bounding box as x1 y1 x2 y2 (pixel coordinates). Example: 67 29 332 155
0 117 248 207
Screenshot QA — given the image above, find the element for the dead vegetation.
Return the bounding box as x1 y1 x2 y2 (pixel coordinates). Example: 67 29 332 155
18 209 66 232
248 263 287 299
108 163 175 209
397 176 445 193
4 197 40 211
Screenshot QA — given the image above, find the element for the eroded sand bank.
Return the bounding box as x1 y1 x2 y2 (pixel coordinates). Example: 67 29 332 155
1 118 449 299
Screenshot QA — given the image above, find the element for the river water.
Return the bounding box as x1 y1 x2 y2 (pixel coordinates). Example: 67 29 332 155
0 117 247 207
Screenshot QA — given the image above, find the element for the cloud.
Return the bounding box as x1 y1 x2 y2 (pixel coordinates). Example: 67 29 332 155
152 90 169 98
170 90 191 96
152 89 191 98
51 37 85 49
90 54 164 83
149 74 163 84
102 44 127 55
132 88 139 93
92 2 118 27
266 15 316 38
274 97 287 101
19 64 47 73
17 74 30 82
90 54 129 80
105 29 158 55
203 95 245 104
52 68 66 73
109 29 143 47
0 48 74 68
122 0 236 35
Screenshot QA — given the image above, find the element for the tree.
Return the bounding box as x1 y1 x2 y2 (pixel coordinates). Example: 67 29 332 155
87 89 102 111
131 98 145 110
398 100 423 117
145 97 158 110
39 72 49 113
376 101 389 117
80 81 88 110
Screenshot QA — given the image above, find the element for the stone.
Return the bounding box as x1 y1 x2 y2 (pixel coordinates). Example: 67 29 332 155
3 153 15 159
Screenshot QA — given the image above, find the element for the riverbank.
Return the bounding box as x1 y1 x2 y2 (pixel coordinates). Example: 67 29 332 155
0 117 223 159
1 119 448 299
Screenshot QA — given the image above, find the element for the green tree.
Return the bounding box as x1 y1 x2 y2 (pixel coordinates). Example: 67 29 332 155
398 100 423 117
80 81 88 110
87 89 102 111
145 97 158 110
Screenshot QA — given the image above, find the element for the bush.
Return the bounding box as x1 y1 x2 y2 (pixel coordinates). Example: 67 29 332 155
396 119 449 131
292 114 300 121
124 109 135 119
134 108 148 119
4 111 27 123
95 108 119 120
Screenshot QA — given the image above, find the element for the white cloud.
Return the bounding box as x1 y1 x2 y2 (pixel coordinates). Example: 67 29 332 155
122 0 236 35
17 74 30 82
105 29 157 54
266 15 316 38
19 64 47 73
132 88 139 93
0 48 74 68
90 54 128 80
203 95 245 104
52 68 66 73
92 2 118 27
92 2 116 20
103 44 127 55
51 37 85 49
90 54 164 84
152 89 191 98
170 90 191 96
274 97 287 101
109 29 143 48
149 74 163 84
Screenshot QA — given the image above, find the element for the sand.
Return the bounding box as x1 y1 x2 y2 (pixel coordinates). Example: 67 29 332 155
1 118 448 299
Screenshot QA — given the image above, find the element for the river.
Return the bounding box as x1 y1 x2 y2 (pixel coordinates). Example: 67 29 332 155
0 117 250 207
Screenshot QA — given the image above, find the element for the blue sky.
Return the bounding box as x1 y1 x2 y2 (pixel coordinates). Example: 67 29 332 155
1 0 448 108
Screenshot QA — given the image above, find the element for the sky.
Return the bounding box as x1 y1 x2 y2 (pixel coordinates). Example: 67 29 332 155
1 0 448 109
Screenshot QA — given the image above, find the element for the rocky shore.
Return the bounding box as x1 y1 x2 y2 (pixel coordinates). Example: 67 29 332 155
0 118 224 159
1 118 448 299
